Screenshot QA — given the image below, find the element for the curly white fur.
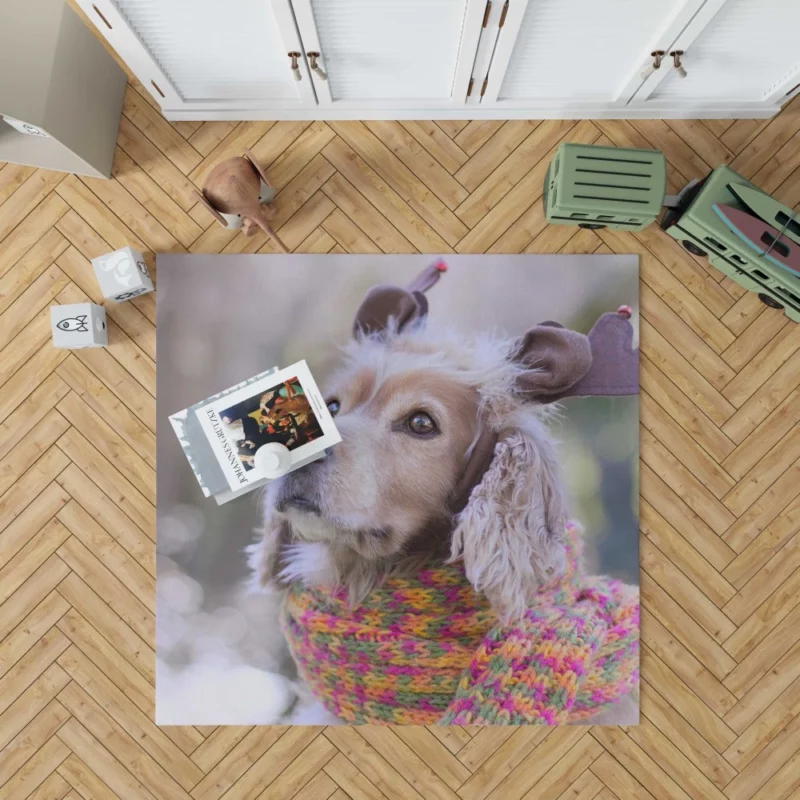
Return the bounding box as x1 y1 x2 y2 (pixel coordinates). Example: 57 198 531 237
450 420 568 622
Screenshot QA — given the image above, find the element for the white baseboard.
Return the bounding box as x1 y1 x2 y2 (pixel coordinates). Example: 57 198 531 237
162 103 780 122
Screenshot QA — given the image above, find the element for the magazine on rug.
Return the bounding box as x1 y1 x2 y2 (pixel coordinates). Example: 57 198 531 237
169 360 341 503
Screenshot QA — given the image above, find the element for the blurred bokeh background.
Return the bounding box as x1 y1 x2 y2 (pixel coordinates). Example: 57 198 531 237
156 254 639 724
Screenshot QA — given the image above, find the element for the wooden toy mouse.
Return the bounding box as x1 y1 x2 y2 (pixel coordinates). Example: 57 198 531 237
193 149 289 253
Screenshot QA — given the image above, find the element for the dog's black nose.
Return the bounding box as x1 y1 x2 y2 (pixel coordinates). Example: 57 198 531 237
301 448 332 470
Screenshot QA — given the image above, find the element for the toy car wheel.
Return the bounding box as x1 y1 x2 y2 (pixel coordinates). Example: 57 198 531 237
758 293 784 310
682 240 707 257
578 223 606 230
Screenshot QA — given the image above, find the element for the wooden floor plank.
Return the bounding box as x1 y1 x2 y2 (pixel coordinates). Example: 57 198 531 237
364 121 469 210
0 229 69 318
0 555 70 644
638 645 737 751
111 148 203 248
56 716 158 800
0 699 70 787
454 121 538 192
55 572 154 685
0 170 66 244
454 119 576 229
116 116 201 212
400 121 469 174
56 681 192 800
639 680 737 790
0 516 72 610
0 163 36 206
640 356 736 463
327 124 466 247
0 590 69 682
121 86 202 176
641 499 736 608
187 122 238 158
0 193 69 279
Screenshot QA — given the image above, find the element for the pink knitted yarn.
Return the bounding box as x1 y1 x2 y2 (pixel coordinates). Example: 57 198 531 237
282 524 639 725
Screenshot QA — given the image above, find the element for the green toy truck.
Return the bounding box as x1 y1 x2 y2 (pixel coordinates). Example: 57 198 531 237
660 165 800 322
544 143 800 322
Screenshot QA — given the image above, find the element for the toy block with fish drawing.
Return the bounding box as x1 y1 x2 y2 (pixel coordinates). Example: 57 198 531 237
50 303 108 349
92 246 154 302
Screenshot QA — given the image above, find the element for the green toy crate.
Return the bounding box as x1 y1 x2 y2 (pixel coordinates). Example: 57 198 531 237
661 165 800 322
544 143 667 231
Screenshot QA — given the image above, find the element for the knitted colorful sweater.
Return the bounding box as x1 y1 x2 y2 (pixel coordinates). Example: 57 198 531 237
281 524 639 725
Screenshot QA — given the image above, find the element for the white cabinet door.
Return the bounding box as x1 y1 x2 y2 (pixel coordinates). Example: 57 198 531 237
630 0 800 110
76 0 317 112
287 0 487 108
479 0 707 110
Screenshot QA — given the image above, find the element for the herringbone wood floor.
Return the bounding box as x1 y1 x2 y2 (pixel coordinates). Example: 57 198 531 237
3 57 800 798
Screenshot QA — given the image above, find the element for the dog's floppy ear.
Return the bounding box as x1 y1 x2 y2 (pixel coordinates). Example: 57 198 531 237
450 421 568 622
353 260 446 338
450 307 638 621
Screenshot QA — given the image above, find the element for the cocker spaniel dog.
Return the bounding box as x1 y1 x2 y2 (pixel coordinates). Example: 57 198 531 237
248 264 638 724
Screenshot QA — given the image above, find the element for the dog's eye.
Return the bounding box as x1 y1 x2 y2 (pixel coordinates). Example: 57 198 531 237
406 411 437 436
327 399 340 417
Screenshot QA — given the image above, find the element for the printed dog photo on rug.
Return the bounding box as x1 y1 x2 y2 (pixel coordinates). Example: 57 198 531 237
156 254 640 726
219 377 324 470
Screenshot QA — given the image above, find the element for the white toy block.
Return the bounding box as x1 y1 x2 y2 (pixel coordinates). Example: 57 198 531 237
51 303 108 349
91 246 154 302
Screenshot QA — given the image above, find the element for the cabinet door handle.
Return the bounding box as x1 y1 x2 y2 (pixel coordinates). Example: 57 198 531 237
92 4 113 29
670 50 687 79
288 52 302 81
307 52 328 81
641 50 665 81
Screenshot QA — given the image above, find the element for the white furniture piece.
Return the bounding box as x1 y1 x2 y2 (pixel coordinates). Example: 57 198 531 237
76 0 800 120
0 0 127 178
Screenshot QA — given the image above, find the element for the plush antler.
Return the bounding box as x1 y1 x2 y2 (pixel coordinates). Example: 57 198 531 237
555 306 638 399
352 260 447 337
512 306 638 403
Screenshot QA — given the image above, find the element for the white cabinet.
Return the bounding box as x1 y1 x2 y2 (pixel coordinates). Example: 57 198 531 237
76 0 800 120
479 0 704 107
80 0 317 112
630 0 800 110
288 0 487 108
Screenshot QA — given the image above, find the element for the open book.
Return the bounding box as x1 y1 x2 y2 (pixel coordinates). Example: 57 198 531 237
169 361 341 504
